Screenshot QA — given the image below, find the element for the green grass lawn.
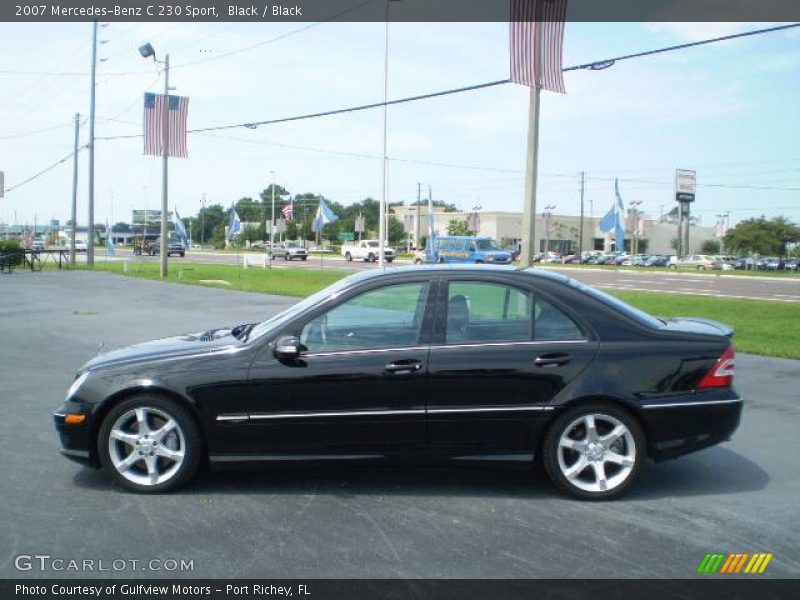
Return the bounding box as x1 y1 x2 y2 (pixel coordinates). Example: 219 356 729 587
79 261 799 360
610 290 800 360
84 260 349 298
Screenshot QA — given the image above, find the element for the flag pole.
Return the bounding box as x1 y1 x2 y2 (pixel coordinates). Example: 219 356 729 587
160 53 170 278
519 86 541 268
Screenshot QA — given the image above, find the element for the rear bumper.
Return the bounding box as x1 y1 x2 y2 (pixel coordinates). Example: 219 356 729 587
638 392 742 461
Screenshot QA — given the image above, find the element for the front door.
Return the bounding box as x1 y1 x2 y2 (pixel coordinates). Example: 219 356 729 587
426 277 598 455
229 280 435 458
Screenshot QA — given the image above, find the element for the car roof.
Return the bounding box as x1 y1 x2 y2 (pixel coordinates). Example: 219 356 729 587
341 264 570 285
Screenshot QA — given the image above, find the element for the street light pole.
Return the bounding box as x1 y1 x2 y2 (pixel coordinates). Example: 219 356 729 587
159 53 170 278
86 21 99 267
69 113 80 266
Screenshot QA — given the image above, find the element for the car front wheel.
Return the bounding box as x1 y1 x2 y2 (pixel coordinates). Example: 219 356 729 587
542 403 644 500
98 394 202 493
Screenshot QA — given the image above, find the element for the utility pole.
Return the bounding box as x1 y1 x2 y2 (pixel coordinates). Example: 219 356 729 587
159 53 170 277
377 0 390 268
200 193 206 246
69 113 80 266
269 171 275 262
519 87 541 267
578 170 585 256
86 21 99 267
415 182 421 250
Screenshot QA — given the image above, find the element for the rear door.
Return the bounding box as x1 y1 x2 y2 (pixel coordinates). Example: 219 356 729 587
426 275 598 454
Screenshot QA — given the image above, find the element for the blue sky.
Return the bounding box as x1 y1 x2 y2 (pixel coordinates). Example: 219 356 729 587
1 20 798 228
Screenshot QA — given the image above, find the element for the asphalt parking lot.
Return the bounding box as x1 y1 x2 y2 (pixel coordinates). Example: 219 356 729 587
1 271 798 579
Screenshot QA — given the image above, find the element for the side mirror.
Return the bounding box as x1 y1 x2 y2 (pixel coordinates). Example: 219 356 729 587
274 335 301 359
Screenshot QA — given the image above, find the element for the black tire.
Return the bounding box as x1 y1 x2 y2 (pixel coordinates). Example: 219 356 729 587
284 254 289 261
97 394 203 493
367 253 375 262
301 256 307 261
345 252 352 262
414 259 423 265
475 260 484 264
541 402 645 500
180 252 185 258
386 258 394 263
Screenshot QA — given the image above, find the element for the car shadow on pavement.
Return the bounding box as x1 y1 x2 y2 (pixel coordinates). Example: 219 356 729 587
72 445 768 500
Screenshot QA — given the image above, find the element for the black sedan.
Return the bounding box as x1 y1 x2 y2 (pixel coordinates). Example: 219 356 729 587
54 266 741 499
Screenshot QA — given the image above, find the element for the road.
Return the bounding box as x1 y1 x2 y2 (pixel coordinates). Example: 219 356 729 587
1 270 798 579
108 248 800 302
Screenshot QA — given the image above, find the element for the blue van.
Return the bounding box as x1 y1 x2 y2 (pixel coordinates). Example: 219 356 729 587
433 236 513 264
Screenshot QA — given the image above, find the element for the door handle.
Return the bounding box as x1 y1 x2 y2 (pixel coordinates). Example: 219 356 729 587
385 360 424 374
534 353 571 367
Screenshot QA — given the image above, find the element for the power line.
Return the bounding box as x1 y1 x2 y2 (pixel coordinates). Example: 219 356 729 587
1 147 86 195
97 23 799 142
564 23 800 72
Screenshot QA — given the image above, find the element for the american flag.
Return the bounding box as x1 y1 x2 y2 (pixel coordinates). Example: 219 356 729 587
510 0 568 93
281 201 294 221
143 92 189 157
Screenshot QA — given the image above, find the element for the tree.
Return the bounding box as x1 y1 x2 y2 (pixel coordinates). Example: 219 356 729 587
198 204 226 245
723 216 800 256
701 239 721 254
388 216 406 245
664 206 700 225
234 197 262 223
446 219 469 236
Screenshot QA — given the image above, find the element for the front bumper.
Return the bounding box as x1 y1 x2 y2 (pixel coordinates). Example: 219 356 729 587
53 400 98 467
638 391 743 461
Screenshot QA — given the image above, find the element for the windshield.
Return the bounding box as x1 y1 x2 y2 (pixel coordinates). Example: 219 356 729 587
475 239 501 251
248 273 362 340
366 241 379 247
567 278 664 328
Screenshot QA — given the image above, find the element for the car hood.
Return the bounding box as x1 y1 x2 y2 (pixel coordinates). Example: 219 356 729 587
83 328 243 371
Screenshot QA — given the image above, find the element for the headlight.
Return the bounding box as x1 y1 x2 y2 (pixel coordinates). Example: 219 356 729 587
66 371 90 400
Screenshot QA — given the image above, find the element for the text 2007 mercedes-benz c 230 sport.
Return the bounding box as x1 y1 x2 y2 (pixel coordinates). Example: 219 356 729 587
54 266 741 499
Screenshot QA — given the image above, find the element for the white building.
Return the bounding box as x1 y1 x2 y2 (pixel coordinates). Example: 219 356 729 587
391 206 716 255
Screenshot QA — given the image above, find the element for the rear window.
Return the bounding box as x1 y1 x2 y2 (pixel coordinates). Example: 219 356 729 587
567 279 664 329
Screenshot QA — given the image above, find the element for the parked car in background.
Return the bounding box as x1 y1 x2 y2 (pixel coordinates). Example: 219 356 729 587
275 241 308 261
54 266 741 499
733 256 755 270
669 255 715 270
433 236 513 265
73 240 87 253
135 237 185 257
580 251 602 264
341 240 395 263
783 259 798 272
711 258 734 271
644 255 670 268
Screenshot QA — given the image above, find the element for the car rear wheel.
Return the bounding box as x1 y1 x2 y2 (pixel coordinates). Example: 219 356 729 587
345 252 352 262
98 394 202 493
542 403 644 500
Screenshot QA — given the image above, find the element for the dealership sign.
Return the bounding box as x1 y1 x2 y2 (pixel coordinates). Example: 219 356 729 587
675 169 696 202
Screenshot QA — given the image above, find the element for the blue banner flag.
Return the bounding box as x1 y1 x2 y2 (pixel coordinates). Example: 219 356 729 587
598 179 626 252
227 203 241 240
312 197 338 233
174 207 190 248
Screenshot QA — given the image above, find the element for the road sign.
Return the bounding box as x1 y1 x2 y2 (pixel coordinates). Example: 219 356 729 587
354 215 365 233
338 232 355 241
675 169 696 202
275 218 286 234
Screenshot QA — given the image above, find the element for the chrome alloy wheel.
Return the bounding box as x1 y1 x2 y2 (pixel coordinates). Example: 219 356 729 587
556 413 636 493
108 407 186 487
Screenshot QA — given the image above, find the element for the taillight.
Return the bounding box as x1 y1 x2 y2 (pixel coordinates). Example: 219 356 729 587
697 344 735 389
